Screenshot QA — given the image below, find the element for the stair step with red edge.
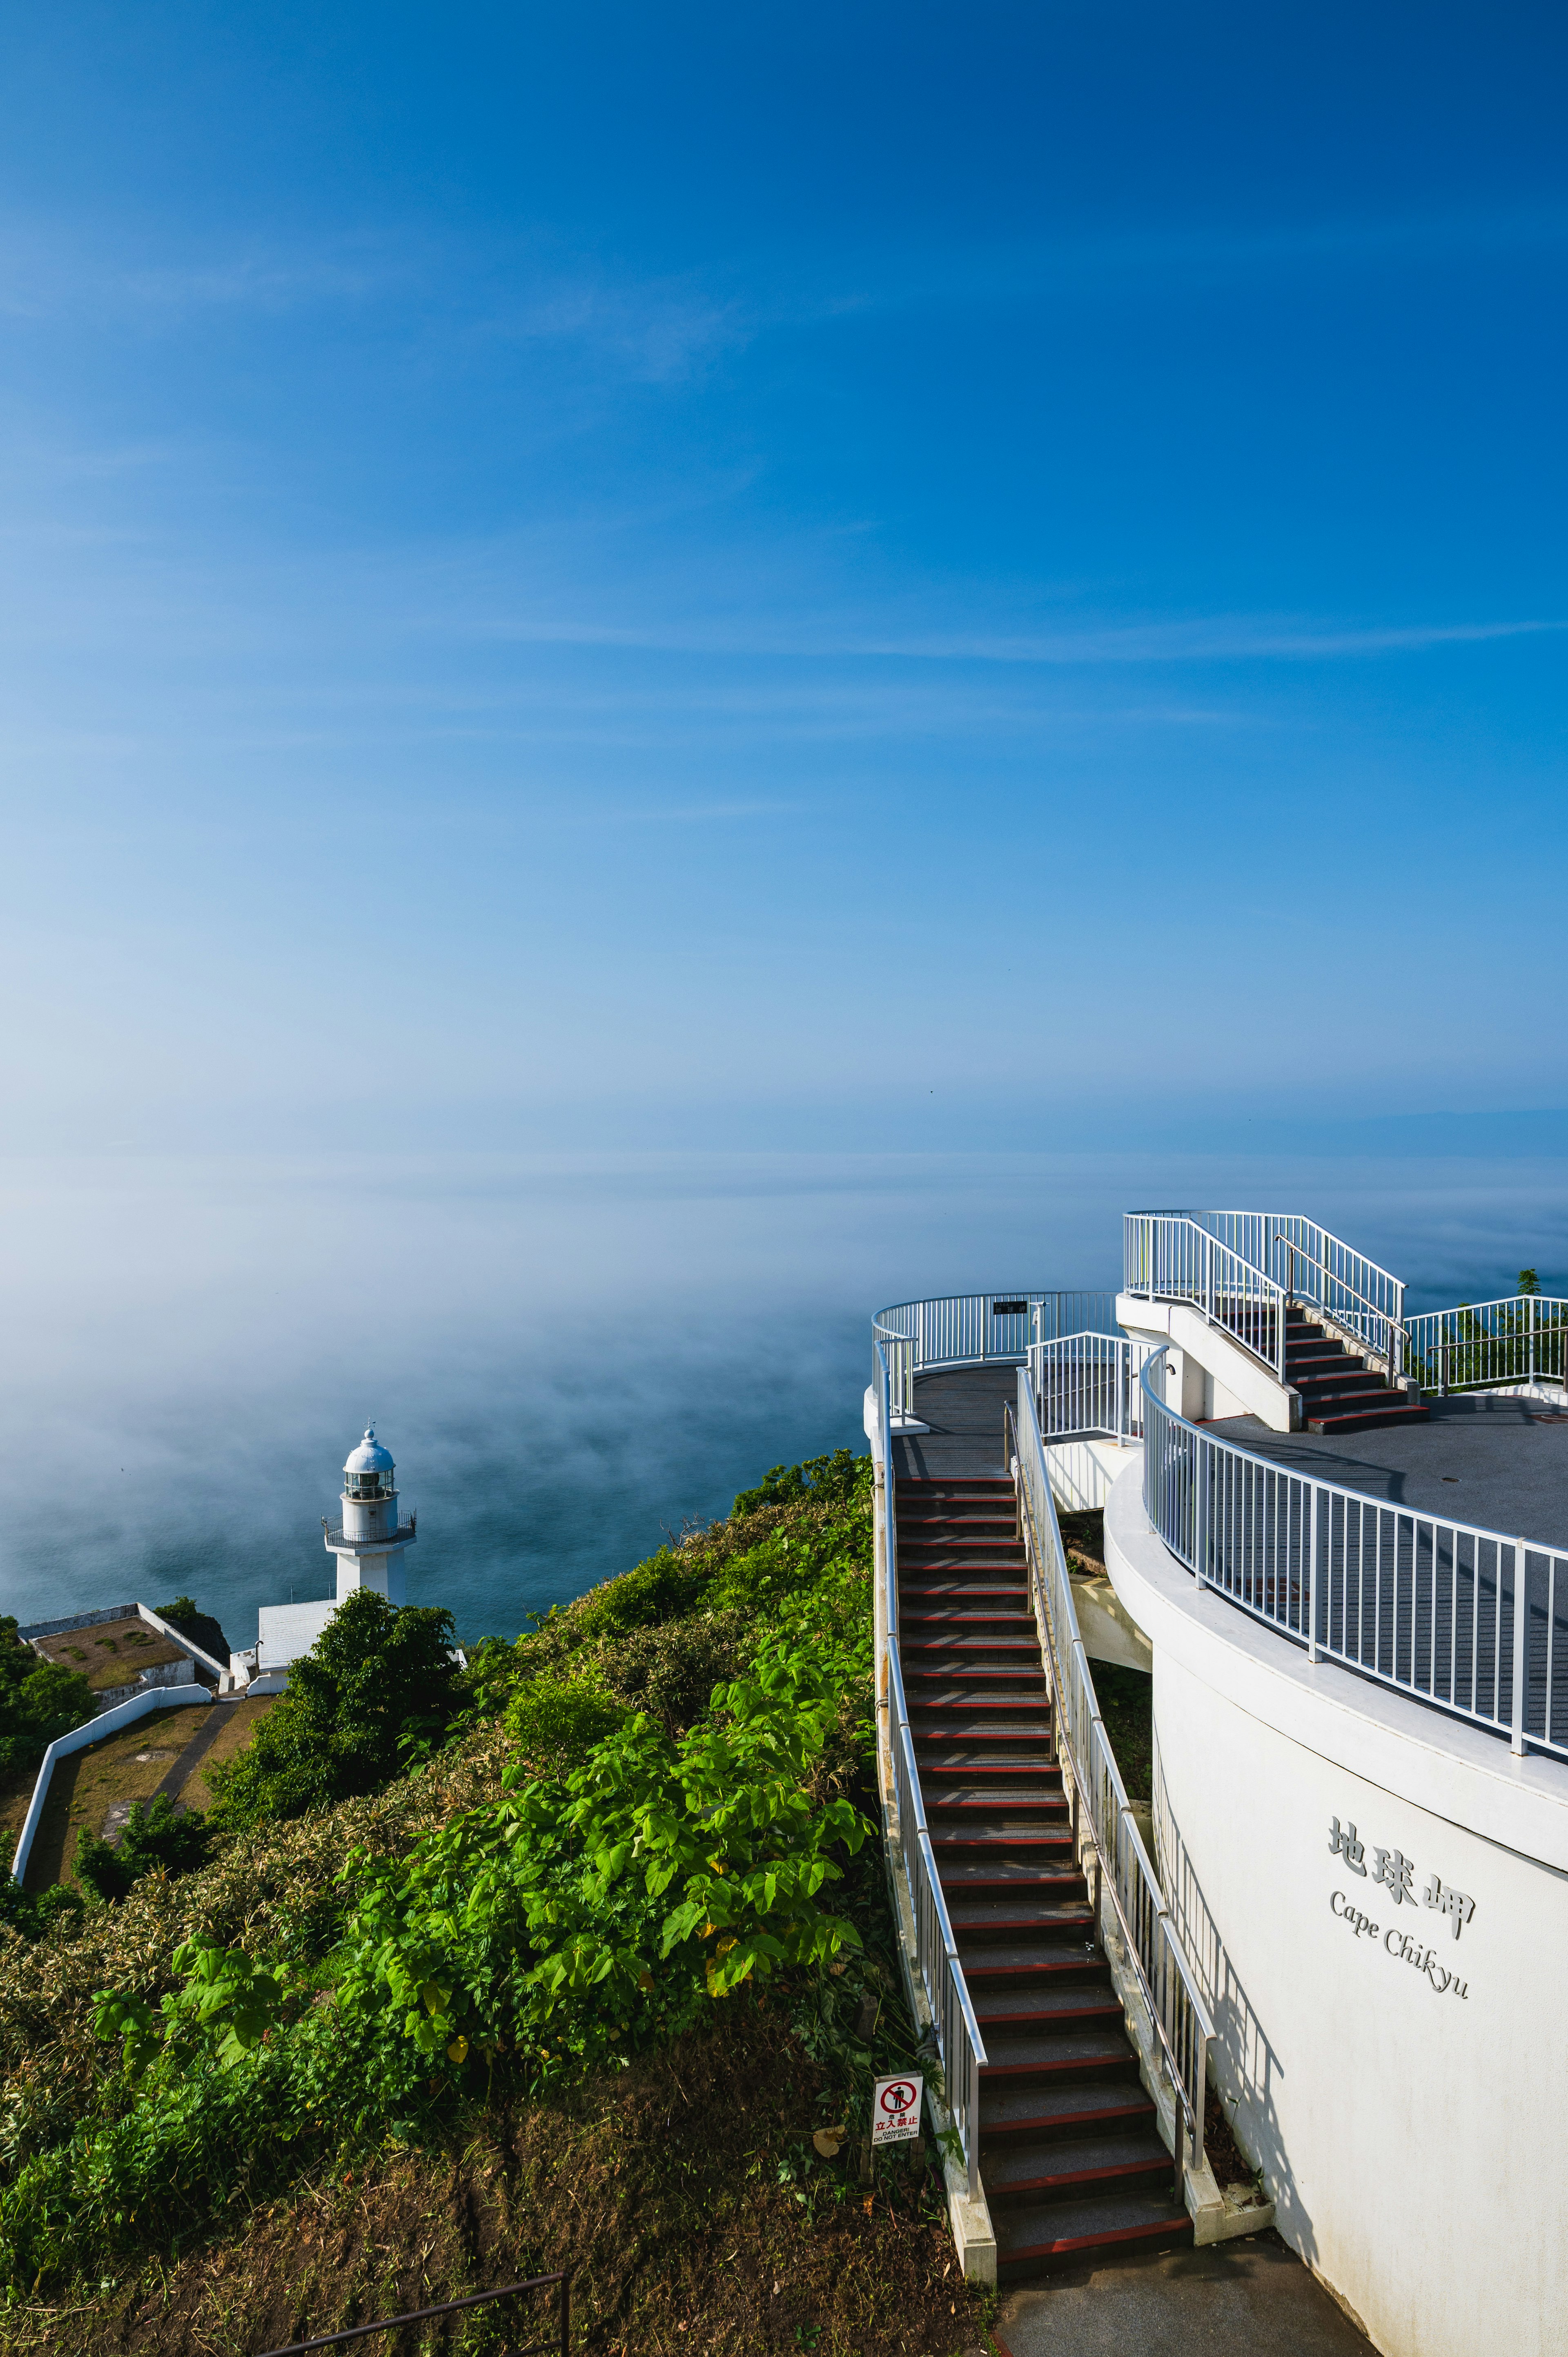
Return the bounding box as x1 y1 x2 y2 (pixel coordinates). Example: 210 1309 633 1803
994 2193 1192 2278
948 1900 1096 1942
938 1868 1089 1900
933 1824 1076 1849
924 1788 1069 1813
981 2132 1174 2206
962 1948 1111 1990
980 2029 1139 2080
971 1988 1126 2033
979 2079 1157 2140
1309 1401 1432 1433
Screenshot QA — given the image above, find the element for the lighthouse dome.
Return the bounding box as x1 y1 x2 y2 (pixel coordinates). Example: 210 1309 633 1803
344 1427 395 1483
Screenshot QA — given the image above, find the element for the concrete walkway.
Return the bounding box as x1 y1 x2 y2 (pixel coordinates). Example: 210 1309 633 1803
995 2234 1372 2357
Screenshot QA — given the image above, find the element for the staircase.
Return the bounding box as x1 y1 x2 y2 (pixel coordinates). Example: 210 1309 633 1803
1285 1309 1430 1435
897 1475 1192 2279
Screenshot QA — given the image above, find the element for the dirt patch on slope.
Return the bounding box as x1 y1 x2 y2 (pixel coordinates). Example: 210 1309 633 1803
30 2002 990 2357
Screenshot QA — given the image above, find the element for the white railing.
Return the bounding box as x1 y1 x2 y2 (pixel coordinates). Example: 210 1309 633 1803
871 1336 987 2194
1030 1332 1157 1444
1009 1375 1213 2172
1406 1296 1568 1395
1141 1356 1568 1761
1121 1213 1292 1382
1125 1210 1409 1381
875 1291 1116 1374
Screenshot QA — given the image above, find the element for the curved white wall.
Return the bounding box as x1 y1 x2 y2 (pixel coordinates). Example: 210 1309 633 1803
1105 1460 1568 2357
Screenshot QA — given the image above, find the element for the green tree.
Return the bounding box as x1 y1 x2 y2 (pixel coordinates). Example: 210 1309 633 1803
75 1793 211 1905
0 1619 94 1779
211 1589 461 1827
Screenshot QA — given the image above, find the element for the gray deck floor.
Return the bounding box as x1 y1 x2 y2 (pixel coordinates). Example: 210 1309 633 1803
1210 1391 1568 1548
893 1366 1016 1482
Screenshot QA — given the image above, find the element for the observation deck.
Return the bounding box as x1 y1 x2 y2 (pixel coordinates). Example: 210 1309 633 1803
870 1215 1568 2357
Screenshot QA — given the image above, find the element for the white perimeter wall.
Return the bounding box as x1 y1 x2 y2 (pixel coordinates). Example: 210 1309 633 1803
1105 1460 1568 2357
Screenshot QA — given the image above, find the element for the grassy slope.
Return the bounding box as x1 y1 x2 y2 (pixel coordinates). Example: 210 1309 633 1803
0 1470 993 2357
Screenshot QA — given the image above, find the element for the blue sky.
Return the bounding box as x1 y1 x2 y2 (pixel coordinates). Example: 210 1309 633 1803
3 2 1567 1154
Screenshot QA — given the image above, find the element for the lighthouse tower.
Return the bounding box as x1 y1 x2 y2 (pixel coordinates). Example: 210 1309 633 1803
325 1427 416 1606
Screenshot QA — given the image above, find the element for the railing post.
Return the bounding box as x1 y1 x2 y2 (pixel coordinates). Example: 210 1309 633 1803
1308 1484 1320 1662
1530 1291 1538 1383
1512 1541 1530 1756
1194 1424 1207 1590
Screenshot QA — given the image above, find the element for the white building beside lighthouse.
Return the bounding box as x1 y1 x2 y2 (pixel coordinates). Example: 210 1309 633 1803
244 1426 417 1692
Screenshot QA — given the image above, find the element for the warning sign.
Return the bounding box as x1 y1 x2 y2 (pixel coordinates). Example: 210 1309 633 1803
871 2073 923 2145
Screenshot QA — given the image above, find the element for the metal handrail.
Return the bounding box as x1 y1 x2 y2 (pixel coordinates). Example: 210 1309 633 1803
1140 1356 1568 1762
1120 1213 1292 1383
1125 1211 1410 1383
1007 1379 1212 2180
1405 1295 1568 1396
871 1335 988 2195
1029 1332 1158 1444
256 2270 570 2357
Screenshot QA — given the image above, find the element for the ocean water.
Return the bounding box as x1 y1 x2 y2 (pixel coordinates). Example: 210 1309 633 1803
2 1146 1564 1655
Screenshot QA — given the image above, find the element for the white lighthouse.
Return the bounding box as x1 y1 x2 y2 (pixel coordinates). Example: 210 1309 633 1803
244 1425 419 1691
325 1427 416 1606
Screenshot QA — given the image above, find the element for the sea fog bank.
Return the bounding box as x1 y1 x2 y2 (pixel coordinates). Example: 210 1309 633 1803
2 1143 1563 1649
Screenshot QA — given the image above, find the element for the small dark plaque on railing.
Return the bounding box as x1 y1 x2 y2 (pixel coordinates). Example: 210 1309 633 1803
993 1299 1028 1316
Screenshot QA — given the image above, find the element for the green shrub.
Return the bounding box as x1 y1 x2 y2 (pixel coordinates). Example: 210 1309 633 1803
732 1449 864 1519
569 1548 710 1645
76 1794 212 1905
599 1609 752 1736
504 1667 629 1773
0 1830 84 1944
211 1589 461 1828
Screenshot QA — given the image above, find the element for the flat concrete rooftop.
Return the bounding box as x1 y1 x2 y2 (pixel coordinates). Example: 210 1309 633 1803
1209 1391 1568 1551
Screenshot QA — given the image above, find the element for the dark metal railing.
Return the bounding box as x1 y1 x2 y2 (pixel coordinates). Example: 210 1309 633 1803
256 2270 570 2357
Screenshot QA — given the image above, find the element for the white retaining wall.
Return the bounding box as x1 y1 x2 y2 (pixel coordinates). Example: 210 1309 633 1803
1104 1459 1568 2357
10 1683 212 1886
1042 1433 1140 1512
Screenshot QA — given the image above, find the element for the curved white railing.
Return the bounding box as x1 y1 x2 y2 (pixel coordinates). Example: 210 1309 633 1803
873 1291 1116 1423
1008 1376 1212 2172
1124 1210 1409 1383
1406 1296 1568 1395
871 1335 988 2195
1141 1357 1568 1762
